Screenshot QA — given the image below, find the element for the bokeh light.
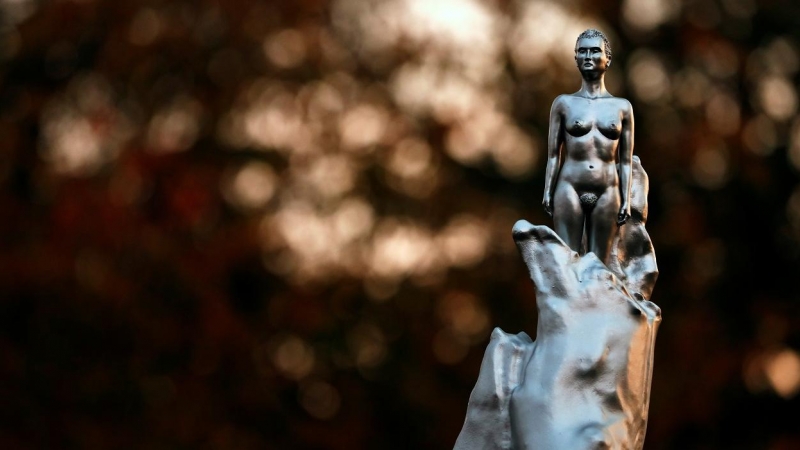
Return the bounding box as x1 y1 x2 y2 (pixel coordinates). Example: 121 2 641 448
1 0 800 449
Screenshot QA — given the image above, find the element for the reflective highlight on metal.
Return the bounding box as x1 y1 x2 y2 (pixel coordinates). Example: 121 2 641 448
455 222 661 449
456 30 661 450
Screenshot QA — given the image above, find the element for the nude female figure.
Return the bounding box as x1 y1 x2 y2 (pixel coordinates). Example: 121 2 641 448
542 29 633 266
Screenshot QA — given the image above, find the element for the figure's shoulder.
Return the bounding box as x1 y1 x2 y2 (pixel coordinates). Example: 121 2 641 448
602 95 633 119
551 93 576 112
549 94 565 114
551 94 568 107
556 92 585 102
611 96 634 114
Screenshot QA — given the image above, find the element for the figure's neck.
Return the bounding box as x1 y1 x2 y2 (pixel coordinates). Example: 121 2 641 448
579 75 607 99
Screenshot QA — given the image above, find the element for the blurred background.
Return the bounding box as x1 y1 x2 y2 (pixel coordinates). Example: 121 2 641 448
0 0 799 448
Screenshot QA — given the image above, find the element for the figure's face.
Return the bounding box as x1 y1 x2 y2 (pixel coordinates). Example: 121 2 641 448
575 37 609 73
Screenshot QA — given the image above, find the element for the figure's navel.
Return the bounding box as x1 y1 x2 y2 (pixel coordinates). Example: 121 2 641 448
589 165 594 169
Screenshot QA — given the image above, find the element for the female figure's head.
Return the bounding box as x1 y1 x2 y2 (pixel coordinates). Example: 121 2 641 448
574 29 612 78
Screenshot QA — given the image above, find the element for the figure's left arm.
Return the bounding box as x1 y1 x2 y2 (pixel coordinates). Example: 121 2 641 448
618 101 634 225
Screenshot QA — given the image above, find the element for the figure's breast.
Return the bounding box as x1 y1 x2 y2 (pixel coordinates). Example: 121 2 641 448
598 118 622 140
564 103 623 140
566 116 593 137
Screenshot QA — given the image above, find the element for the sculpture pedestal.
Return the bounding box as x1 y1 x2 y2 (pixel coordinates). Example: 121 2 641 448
455 221 661 450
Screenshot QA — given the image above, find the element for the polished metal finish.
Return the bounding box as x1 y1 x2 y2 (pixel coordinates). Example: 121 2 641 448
456 30 660 450
608 155 658 301
455 223 661 450
542 29 633 267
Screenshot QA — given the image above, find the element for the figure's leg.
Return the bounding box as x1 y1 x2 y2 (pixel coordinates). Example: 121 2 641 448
589 186 621 265
552 182 584 254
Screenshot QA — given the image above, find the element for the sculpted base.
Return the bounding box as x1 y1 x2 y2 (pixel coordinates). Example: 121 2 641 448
455 158 659 450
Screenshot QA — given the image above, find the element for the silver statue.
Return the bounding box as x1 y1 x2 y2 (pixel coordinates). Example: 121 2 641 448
456 30 660 450
542 29 633 266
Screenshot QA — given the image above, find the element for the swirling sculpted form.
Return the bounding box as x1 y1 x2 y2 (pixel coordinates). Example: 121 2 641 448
455 157 659 450
456 30 661 450
608 156 657 301
454 221 660 450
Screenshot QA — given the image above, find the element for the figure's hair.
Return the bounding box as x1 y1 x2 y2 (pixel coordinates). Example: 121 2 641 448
575 29 612 62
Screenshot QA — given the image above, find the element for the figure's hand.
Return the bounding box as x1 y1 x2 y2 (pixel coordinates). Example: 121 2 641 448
617 205 630 225
543 195 553 217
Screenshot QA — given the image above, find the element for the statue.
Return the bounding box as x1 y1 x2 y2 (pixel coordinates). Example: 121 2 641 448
455 30 661 450
542 29 632 266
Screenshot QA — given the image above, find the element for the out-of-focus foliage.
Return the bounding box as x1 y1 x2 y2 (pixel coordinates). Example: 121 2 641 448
0 0 799 448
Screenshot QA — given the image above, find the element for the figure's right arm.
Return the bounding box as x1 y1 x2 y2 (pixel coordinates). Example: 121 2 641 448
543 96 565 216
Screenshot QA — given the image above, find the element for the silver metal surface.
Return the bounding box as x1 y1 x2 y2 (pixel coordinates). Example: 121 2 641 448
456 30 661 450
455 223 661 449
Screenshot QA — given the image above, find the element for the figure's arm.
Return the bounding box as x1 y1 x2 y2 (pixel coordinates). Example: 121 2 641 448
617 101 634 225
543 96 565 216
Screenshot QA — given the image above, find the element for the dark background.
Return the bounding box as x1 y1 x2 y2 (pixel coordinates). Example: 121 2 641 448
1 0 799 448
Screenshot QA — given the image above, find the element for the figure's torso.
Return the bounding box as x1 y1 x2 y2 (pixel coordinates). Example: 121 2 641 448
557 95 630 191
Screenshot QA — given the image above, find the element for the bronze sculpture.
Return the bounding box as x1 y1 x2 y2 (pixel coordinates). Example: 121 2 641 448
543 29 633 266
455 30 660 450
